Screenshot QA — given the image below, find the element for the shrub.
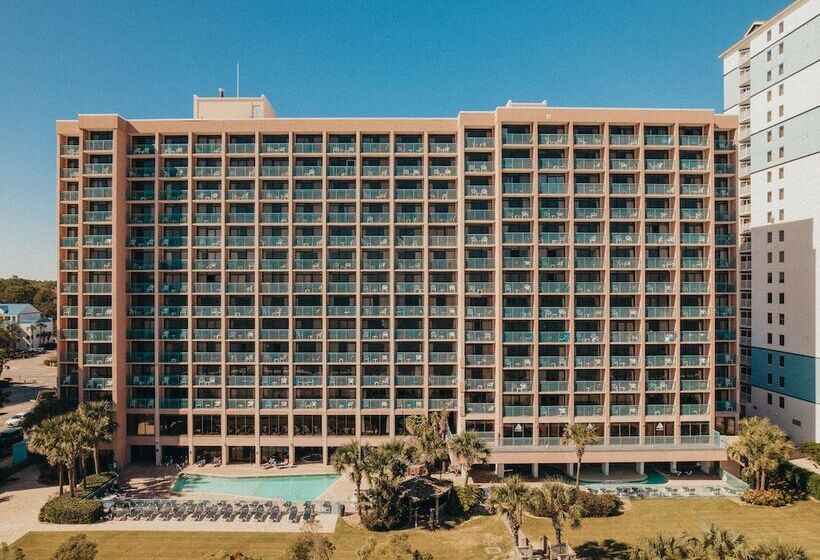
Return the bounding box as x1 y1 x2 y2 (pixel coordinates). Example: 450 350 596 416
801 442 820 465
39 496 103 524
740 488 792 507
50 534 96 560
79 473 114 493
575 491 622 517
808 473 820 500
360 481 408 531
0 542 25 560
452 484 481 516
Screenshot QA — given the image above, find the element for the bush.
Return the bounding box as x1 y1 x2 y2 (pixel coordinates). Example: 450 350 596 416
80 473 114 493
808 474 820 500
451 484 481 516
801 442 820 465
39 496 103 524
740 488 792 507
360 481 408 531
576 491 622 517
50 534 96 560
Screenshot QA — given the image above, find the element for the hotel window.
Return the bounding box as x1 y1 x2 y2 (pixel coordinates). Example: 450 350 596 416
767 373 773 384
767 252 773 263
779 146 784 158
778 105 784 117
779 251 784 263
767 273 772 284
779 84 784 95
779 43 784 54
779 167 784 179
768 333 773 344
767 130 772 142
779 293 785 304
779 209 784 221
767 50 772 61
767 111 772 123
767 232 772 243
767 312 772 323
767 393 773 405
780 334 785 346
768 292 773 304
768 353 773 364
767 171 772 182
779 21 784 33
779 125 784 137
779 313 785 325
767 30 772 40
767 152 772 163
778 63 784 76
779 271 784 283
779 189 784 200
779 397 785 409
767 70 772 82
780 355 785 367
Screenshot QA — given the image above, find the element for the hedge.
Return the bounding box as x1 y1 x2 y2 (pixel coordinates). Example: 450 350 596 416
808 473 820 500
39 495 104 524
740 488 792 507
80 472 115 494
576 491 623 517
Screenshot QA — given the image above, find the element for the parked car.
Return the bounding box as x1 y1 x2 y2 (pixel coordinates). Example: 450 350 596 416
4 413 26 428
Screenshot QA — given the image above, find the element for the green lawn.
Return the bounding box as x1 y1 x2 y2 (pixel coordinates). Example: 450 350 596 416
13 515 512 560
522 498 820 559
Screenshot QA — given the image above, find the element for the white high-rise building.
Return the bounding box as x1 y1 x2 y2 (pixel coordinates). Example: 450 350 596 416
721 0 820 442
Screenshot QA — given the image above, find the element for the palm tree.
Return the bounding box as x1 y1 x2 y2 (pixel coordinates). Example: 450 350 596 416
528 482 582 546
629 534 688 560
330 440 371 515
27 415 68 495
684 524 747 559
76 401 115 475
752 542 808 560
560 423 600 489
405 409 449 476
448 431 490 485
370 439 415 482
58 414 87 496
728 416 795 491
488 474 530 545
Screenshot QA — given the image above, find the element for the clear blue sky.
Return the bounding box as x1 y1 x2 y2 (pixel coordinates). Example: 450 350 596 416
0 0 786 280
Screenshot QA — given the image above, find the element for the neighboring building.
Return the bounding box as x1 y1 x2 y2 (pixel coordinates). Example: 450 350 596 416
721 0 820 442
0 303 54 350
56 96 739 475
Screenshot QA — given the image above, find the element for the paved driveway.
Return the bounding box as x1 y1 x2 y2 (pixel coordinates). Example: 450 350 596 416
1 353 58 423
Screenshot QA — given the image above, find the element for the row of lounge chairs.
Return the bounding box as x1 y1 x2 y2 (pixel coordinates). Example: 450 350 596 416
586 485 742 499
108 499 329 523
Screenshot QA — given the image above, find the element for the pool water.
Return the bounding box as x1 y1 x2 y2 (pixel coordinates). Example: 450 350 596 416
172 474 340 501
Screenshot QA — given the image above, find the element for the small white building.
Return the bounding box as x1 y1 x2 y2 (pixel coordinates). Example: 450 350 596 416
0 303 54 350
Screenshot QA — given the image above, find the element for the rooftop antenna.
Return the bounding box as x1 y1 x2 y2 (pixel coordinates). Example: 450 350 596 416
236 63 240 97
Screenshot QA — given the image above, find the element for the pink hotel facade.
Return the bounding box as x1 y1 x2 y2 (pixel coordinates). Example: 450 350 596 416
56 97 739 474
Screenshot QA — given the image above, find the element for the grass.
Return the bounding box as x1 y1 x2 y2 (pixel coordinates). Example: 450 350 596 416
522 498 820 559
13 515 512 560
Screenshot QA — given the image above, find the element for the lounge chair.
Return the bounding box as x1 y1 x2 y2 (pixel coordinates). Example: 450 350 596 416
254 504 267 521
288 505 299 522
302 502 312 523
322 501 332 513
212 457 222 467
262 458 276 469
269 505 281 522
237 504 250 521
276 459 292 469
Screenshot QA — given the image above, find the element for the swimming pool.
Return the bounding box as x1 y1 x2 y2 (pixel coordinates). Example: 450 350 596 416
172 473 340 501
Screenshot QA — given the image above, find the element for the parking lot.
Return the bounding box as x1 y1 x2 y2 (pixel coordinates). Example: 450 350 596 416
1 353 58 423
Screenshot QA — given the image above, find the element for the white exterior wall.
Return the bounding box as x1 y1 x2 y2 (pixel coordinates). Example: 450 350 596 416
751 387 820 442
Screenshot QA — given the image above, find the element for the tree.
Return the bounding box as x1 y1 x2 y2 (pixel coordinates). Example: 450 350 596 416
751 542 809 560
76 401 115 475
27 415 68 495
629 534 688 560
684 524 747 559
362 439 415 489
50 534 97 560
280 533 335 560
448 431 490 485
488 474 530 545
728 417 795 491
526 482 582 546
560 423 599 490
405 409 449 476
330 440 371 515
0 543 25 560
20 397 74 431
356 535 434 560
360 478 407 531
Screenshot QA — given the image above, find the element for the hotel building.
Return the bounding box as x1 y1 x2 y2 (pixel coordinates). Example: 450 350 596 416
56 97 739 475
722 0 820 442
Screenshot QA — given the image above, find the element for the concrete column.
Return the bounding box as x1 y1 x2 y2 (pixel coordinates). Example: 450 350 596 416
495 463 504 478
289 443 296 464
701 461 713 474
566 462 574 476
601 462 610 476
322 446 329 465
532 463 539 478
670 461 677 472
637 461 645 475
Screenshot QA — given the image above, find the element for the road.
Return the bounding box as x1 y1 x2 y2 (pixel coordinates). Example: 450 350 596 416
0 353 58 424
